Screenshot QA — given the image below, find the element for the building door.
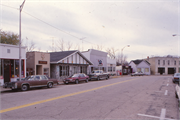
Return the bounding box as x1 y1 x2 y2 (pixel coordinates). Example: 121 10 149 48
4 60 10 82
158 67 165 75
168 68 175 74
36 65 42 75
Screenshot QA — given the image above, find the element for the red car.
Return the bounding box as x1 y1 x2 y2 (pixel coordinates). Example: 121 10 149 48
63 73 89 84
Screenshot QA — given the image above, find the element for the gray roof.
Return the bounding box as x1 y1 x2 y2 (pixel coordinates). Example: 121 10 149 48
131 60 150 65
50 50 77 62
50 50 93 65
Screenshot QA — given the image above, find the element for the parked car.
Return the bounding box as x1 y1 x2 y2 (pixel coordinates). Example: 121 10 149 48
3 75 58 91
175 83 180 102
172 73 180 83
63 73 89 84
131 71 145 76
88 70 109 81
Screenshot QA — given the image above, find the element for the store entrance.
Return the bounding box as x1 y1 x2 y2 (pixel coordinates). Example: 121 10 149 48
4 60 10 82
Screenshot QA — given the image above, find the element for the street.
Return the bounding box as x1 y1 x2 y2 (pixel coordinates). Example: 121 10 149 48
0 76 179 120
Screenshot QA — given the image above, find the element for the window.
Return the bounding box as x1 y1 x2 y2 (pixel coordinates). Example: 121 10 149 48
179 61 180 65
67 58 69 63
145 68 149 72
137 68 141 72
71 55 73 63
7 49 10 53
174 61 176 65
158 60 160 65
179 68 180 72
0 59 2 76
163 60 165 65
168 60 170 65
75 54 77 63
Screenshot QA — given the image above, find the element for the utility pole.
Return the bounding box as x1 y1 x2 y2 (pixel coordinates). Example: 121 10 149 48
80 37 86 51
19 0 26 81
50 37 55 52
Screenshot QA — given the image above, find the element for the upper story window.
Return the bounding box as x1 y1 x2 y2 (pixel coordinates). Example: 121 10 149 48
158 60 160 65
179 61 180 65
163 60 165 65
174 61 176 65
168 60 170 65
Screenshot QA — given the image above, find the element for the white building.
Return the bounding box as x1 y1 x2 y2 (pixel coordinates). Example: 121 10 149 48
146 56 180 75
81 49 116 74
129 60 151 75
0 43 26 85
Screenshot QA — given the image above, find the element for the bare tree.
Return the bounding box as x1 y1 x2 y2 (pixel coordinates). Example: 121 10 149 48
116 52 128 66
106 47 118 59
25 37 36 52
66 41 73 50
91 44 104 51
56 38 65 51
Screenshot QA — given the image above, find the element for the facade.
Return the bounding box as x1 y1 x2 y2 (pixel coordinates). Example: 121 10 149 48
107 57 116 75
0 43 26 85
50 50 93 81
82 49 116 74
26 52 50 77
146 56 180 75
129 60 151 75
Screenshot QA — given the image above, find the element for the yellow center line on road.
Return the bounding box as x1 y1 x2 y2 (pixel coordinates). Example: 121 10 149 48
0 78 139 114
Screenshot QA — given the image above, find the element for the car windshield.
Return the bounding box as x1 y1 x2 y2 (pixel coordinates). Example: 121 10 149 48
72 74 79 77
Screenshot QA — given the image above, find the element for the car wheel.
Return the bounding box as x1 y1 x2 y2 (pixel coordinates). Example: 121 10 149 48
75 80 79 84
21 84 28 91
86 79 88 83
47 82 53 88
175 92 178 99
65 81 69 85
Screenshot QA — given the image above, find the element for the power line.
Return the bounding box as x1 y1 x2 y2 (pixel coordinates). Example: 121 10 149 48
0 3 96 46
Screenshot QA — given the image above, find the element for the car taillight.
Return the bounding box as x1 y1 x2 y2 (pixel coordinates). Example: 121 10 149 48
174 77 179 79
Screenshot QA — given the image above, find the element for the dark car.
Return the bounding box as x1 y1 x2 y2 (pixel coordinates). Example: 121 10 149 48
63 73 89 84
3 75 58 91
172 73 180 83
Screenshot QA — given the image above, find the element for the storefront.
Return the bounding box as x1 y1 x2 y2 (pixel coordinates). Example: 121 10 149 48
26 51 50 77
82 49 116 74
50 50 93 81
0 43 26 85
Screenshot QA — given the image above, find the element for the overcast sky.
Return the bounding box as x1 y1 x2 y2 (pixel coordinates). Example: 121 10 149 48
1 0 179 62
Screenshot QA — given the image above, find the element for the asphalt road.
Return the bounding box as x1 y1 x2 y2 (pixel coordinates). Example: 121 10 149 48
0 76 179 120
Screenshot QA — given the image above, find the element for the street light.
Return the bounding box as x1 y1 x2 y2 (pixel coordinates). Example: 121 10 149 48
121 45 130 76
19 0 26 81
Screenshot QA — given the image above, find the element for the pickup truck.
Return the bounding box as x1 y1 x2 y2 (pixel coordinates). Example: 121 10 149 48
89 70 109 81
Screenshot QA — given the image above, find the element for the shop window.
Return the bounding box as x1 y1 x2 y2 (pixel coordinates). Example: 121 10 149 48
163 60 165 65
179 68 180 72
60 66 69 76
113 67 115 72
10 60 14 77
174 61 176 65
15 60 24 77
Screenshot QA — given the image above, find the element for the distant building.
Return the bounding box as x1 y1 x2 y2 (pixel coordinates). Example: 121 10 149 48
81 49 116 75
146 56 180 75
26 51 50 77
129 60 151 75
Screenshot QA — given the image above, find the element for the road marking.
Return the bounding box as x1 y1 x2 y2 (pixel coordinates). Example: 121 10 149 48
164 90 168 95
160 108 166 120
137 113 175 120
0 78 139 114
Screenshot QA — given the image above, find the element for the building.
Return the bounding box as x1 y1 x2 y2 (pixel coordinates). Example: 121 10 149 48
50 50 93 81
129 60 151 75
0 43 26 85
146 56 180 75
81 49 116 74
26 51 50 77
